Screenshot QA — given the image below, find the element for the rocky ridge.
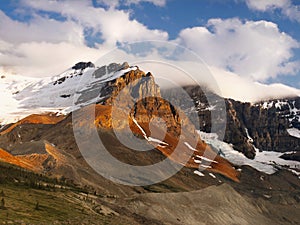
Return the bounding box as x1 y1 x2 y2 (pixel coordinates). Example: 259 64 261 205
176 86 300 160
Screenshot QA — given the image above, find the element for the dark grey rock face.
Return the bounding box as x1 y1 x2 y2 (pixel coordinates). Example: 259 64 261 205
171 86 300 159
72 62 95 70
94 62 129 79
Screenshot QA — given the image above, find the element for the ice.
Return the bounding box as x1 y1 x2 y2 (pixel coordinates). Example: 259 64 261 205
197 131 300 175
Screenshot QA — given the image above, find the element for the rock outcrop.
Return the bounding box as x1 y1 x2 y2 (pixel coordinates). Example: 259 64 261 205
179 86 300 159
72 61 95 70
0 63 240 182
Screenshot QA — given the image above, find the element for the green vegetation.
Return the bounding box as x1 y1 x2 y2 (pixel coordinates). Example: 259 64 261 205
0 161 131 224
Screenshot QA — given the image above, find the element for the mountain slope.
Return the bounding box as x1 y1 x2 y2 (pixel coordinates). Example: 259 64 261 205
174 86 300 160
0 62 300 224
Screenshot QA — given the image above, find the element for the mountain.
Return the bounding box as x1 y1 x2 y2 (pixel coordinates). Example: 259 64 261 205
0 62 299 224
1 61 299 179
178 86 300 160
0 62 240 182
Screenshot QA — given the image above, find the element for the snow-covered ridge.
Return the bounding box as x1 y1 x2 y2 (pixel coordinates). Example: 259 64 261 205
0 62 137 125
198 131 300 177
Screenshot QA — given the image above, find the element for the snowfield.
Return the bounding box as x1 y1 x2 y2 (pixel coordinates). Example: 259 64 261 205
198 131 300 177
0 65 137 125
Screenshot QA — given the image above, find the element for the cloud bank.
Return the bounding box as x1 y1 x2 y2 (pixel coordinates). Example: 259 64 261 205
0 0 299 102
176 18 299 81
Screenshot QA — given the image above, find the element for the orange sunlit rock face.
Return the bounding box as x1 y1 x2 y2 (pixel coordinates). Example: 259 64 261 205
0 67 240 182
0 113 66 135
0 148 44 172
128 115 240 182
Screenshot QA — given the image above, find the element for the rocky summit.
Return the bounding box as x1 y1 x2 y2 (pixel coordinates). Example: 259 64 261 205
0 62 299 224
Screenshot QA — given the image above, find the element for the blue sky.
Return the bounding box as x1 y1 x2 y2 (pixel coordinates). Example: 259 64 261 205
0 0 299 99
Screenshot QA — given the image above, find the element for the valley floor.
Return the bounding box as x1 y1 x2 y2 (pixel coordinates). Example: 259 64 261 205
0 166 299 225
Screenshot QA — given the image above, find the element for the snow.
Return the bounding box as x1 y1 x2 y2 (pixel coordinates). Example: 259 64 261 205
157 144 167 148
0 65 137 125
199 164 212 169
205 105 216 111
132 117 147 137
195 155 218 163
262 101 274 109
132 116 170 147
194 159 202 164
194 170 205 177
261 100 289 110
287 128 300 138
184 142 197 152
274 101 288 109
258 99 300 127
147 137 169 146
0 75 38 124
97 66 137 83
209 173 216 179
197 131 300 175
245 128 253 143
185 141 218 165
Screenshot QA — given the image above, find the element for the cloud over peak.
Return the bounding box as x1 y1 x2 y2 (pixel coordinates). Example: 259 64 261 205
177 18 299 81
0 0 299 102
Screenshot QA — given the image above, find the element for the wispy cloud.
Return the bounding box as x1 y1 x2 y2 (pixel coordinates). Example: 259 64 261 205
245 0 300 23
97 0 168 8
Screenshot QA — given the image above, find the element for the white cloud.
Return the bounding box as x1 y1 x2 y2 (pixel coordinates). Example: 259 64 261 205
0 11 84 45
0 0 168 76
245 0 300 23
95 45 300 102
140 62 300 103
176 18 300 81
0 40 102 77
20 0 168 45
208 66 300 102
125 0 167 7
0 0 299 103
97 0 167 8
245 0 289 11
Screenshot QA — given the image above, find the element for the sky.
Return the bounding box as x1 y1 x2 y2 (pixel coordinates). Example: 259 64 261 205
0 0 300 102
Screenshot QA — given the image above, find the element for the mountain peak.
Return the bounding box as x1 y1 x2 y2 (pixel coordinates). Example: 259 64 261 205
71 62 95 70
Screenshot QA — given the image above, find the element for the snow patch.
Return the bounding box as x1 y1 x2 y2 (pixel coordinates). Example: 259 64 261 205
195 155 218 163
209 173 216 179
197 131 300 175
184 142 197 152
194 170 205 177
148 137 169 146
132 117 147 137
245 128 253 143
199 164 212 169
287 128 300 138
